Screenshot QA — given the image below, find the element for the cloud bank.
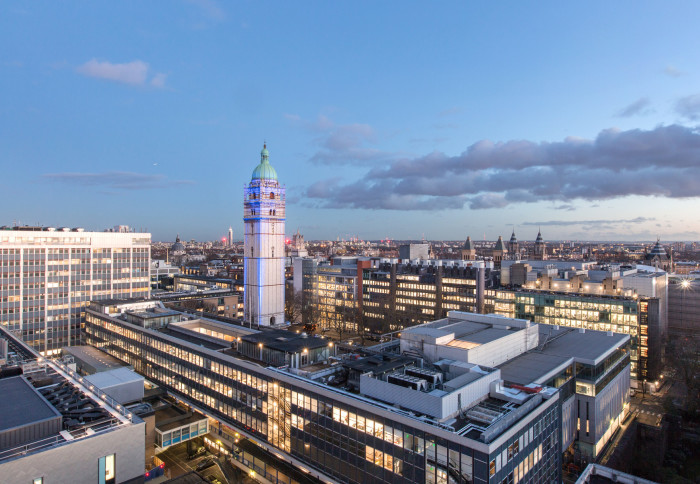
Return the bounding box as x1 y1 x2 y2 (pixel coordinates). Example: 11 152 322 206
43 171 193 190
522 217 654 227
77 59 167 87
305 124 700 211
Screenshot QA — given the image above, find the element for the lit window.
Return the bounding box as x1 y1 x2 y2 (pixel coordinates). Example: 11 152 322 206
33 479 43 484
98 454 116 484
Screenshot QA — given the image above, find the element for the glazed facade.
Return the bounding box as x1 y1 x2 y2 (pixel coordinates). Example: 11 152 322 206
84 309 562 484
0 229 150 354
359 265 658 380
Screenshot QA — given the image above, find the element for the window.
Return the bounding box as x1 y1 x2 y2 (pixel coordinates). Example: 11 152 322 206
33 479 43 484
98 454 116 484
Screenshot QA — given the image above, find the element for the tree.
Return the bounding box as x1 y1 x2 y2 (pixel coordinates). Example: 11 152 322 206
667 336 700 417
285 289 303 324
301 294 322 332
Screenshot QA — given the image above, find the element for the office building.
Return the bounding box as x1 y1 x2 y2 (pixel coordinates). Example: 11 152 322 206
313 257 372 332
0 226 150 354
398 243 430 261
357 258 663 382
243 144 286 326
668 277 700 340
362 258 491 333
84 301 563 484
498 324 630 461
0 327 145 484
228 227 234 247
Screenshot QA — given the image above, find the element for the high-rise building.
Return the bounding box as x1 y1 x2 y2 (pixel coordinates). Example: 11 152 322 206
0 226 150 354
243 144 285 326
228 226 233 247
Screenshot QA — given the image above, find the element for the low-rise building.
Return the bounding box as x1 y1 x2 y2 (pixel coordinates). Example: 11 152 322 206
0 327 145 484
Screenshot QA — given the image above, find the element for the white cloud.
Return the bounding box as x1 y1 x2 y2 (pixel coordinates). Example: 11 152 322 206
77 59 167 88
150 72 168 88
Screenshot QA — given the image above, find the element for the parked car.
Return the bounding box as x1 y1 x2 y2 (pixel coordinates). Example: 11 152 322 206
196 457 216 471
188 446 207 460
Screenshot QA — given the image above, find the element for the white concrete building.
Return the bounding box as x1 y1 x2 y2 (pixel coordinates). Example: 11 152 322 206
243 144 285 326
0 227 150 354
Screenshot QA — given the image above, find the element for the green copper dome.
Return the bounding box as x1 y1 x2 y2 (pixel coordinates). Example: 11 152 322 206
251 143 278 181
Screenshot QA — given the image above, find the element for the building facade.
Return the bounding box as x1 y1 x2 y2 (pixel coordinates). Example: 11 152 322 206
0 327 146 484
0 227 150 354
357 259 660 381
668 277 700 340
83 305 563 484
243 144 286 327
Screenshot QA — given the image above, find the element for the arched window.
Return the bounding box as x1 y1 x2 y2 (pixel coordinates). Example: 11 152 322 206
270 316 276 325
250 247 254 257
270 192 275 199
272 247 275 257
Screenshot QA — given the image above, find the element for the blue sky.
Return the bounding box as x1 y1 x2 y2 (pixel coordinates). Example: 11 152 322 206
2 1 700 242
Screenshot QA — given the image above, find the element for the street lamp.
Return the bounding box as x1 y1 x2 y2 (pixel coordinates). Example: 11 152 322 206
258 342 263 360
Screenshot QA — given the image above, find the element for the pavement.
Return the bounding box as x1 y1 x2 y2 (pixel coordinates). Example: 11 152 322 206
156 438 231 483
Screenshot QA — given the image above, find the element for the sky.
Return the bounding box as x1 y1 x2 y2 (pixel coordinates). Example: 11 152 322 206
2 1 700 242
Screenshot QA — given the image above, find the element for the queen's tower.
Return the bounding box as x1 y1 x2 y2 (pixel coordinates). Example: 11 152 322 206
243 144 285 326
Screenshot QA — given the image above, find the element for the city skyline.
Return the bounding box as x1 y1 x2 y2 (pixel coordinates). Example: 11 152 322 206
3 2 700 241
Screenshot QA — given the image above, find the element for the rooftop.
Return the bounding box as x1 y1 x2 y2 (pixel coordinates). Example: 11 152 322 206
0 376 61 433
498 352 571 385
241 330 330 353
535 325 629 365
63 345 129 373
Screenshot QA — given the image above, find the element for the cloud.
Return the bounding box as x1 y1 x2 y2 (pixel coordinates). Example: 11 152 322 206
150 73 167 88
43 172 193 190
186 0 226 21
616 97 652 117
522 217 654 227
305 124 700 211
676 94 700 120
554 204 575 211
77 59 167 88
664 65 684 78
287 114 397 165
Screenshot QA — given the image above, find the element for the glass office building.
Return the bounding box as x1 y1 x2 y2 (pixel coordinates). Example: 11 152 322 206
0 227 150 354
84 305 562 484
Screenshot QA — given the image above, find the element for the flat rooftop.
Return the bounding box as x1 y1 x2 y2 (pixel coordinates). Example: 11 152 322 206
242 330 330 353
536 325 629 365
0 376 60 432
63 345 128 373
343 354 414 374
499 352 571 385
84 367 144 389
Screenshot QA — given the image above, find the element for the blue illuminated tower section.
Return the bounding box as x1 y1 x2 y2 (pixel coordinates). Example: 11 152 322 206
243 144 286 326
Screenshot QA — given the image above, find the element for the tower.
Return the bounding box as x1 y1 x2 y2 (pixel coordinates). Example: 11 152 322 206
243 144 286 326
461 236 476 261
508 229 519 260
533 229 547 260
228 227 233 247
492 236 506 267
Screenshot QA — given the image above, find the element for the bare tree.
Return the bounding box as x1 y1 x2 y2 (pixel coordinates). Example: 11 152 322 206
668 335 700 416
301 295 322 333
285 289 303 324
